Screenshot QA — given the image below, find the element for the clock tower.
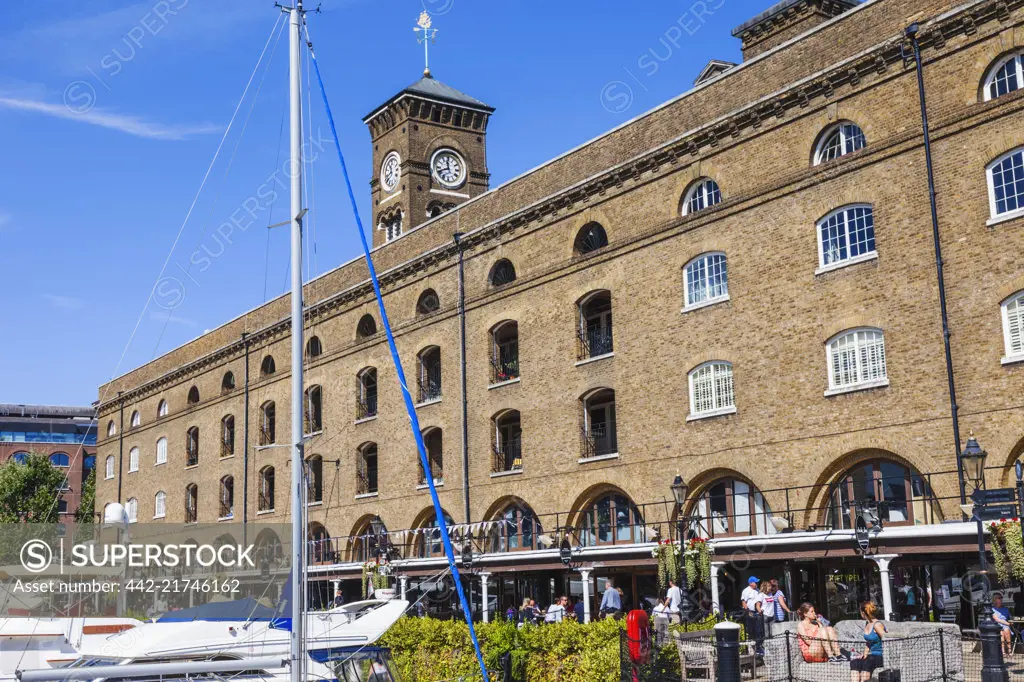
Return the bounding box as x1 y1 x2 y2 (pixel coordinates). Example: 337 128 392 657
363 71 494 247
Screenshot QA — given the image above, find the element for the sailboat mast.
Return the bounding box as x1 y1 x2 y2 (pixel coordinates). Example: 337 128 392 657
288 2 305 682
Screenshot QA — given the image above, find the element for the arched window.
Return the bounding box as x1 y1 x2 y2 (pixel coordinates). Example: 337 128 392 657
813 122 866 165
306 336 323 359
126 498 138 524
259 402 276 445
261 355 276 377
580 389 617 459
690 478 775 538
379 209 403 243
490 321 520 384
688 361 736 418
219 476 234 519
49 452 70 467
492 410 522 473
259 467 275 512
827 329 887 392
221 415 235 457
983 52 1024 101
986 147 1024 220
221 371 235 393
358 443 378 495
356 314 378 339
426 200 455 219
573 222 608 255
306 455 323 504
104 455 115 479
157 400 168 418
683 253 729 310
187 386 200 405
579 492 643 546
415 511 455 558
186 426 199 466
417 347 442 403
154 491 166 519
416 289 440 315
11 451 30 465
130 411 141 428
490 504 542 552
577 291 613 360
489 259 517 287
1002 291 1024 361
83 454 95 473
155 436 168 465
128 447 140 472
304 385 323 434
817 205 875 269
185 484 198 523
418 428 443 486
357 367 378 420
351 519 386 563
107 420 116 437
682 178 722 215
826 459 940 529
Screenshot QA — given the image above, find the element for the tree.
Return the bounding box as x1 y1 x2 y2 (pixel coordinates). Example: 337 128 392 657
0 452 68 523
76 467 96 524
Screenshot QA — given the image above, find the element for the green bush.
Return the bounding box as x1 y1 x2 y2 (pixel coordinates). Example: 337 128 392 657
379 617 624 682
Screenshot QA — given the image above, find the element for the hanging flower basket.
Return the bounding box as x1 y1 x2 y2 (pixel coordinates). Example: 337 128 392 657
361 558 391 598
652 540 680 592
683 537 711 589
988 519 1024 585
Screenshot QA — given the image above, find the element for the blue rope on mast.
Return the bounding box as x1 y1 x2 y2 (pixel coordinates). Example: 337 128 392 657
304 30 490 682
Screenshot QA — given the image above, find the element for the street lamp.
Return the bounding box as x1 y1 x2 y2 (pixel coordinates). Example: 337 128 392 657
670 475 696 622
960 435 1006 682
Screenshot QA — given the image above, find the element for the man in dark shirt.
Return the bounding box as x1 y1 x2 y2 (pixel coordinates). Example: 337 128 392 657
574 598 586 622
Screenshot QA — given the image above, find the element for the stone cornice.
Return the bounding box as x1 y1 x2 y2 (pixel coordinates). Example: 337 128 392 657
98 0 1019 413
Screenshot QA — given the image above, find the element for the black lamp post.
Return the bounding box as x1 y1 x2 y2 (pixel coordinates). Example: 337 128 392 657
961 435 1007 682
671 475 696 622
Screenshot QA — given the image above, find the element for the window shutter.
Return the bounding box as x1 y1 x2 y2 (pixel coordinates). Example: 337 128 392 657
1008 296 1024 356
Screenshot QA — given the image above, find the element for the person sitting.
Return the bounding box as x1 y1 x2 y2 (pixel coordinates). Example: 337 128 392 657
993 593 1014 657
545 596 568 623
850 602 886 681
796 602 847 665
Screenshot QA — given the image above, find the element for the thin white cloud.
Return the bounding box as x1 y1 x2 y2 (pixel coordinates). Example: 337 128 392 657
150 311 197 327
43 294 86 310
0 96 219 140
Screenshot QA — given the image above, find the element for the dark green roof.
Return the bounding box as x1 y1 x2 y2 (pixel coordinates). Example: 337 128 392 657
363 74 493 122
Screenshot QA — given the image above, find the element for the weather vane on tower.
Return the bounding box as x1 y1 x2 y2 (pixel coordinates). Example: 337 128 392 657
414 11 438 78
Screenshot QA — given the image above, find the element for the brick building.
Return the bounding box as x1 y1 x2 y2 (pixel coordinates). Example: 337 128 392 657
96 0 1024 625
1 403 97 518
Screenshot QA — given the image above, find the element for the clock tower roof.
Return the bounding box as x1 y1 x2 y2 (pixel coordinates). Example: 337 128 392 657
362 74 493 123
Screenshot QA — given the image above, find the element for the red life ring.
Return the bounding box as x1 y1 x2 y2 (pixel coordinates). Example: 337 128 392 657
626 609 651 664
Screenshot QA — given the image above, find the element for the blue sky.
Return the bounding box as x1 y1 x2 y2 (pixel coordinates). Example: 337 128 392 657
0 0 764 406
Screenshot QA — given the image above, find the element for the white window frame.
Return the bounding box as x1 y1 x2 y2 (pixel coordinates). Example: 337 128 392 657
687 361 736 420
1002 291 1024 364
155 436 168 465
130 411 141 428
682 178 722 216
825 328 889 395
128 447 140 473
107 421 116 437
815 204 877 273
126 498 138 524
154 491 166 519
157 400 168 418
813 122 866 166
983 53 1024 102
104 455 115 480
986 147 1024 224
683 252 730 311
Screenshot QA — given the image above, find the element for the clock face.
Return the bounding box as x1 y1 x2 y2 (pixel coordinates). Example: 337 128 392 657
380 152 401 192
431 149 466 189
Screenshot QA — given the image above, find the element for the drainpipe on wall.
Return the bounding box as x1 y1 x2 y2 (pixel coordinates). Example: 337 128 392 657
116 391 124 503
905 23 965 504
454 232 471 524
242 332 251 544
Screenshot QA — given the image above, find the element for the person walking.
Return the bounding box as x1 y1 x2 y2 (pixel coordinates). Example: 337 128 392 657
666 578 683 625
850 602 886 680
600 578 623 619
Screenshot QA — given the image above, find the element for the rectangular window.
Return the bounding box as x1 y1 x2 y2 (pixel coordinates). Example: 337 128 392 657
156 438 168 465
128 447 139 473
990 150 1024 217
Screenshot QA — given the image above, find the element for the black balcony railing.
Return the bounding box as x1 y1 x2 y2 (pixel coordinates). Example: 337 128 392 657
490 352 520 384
418 459 444 486
219 499 233 519
580 424 616 459
357 468 378 496
186 448 199 467
493 438 522 473
418 364 442 403
357 394 378 420
577 327 613 361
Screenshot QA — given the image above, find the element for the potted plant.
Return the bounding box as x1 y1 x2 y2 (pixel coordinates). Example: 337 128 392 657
683 537 711 589
652 539 680 592
362 555 395 600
